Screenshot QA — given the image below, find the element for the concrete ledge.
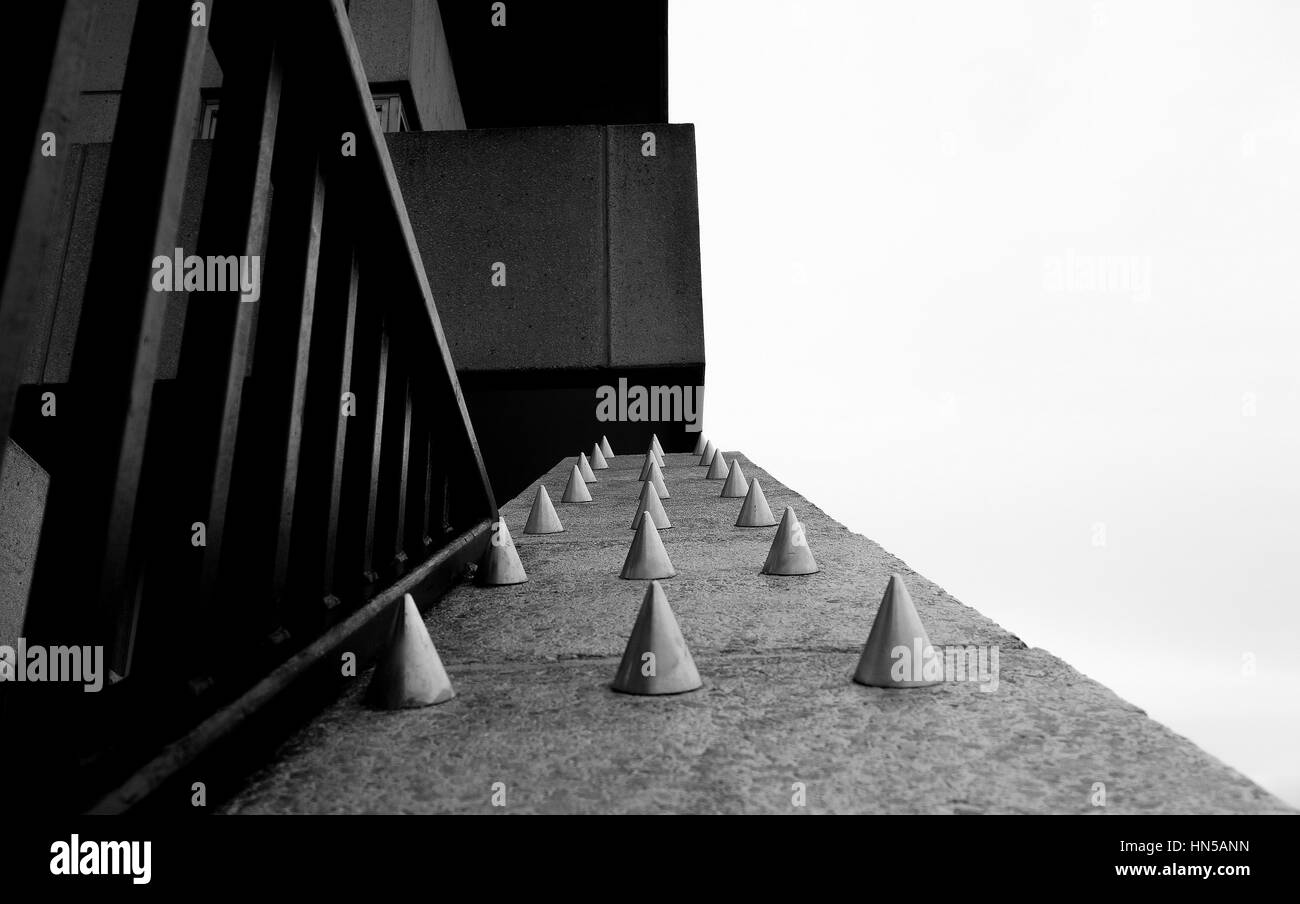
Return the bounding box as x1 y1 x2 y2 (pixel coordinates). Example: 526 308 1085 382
89 520 491 814
221 453 1292 814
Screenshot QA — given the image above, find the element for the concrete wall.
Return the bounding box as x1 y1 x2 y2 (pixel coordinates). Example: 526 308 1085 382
607 125 706 367
69 0 463 142
0 440 49 647
387 124 705 372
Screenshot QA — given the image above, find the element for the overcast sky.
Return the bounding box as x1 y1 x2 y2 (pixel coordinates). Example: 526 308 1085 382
673 0 1300 806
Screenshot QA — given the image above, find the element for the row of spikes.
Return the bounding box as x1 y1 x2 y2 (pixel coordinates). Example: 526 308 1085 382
369 433 942 701
488 436 822 584
368 570 940 706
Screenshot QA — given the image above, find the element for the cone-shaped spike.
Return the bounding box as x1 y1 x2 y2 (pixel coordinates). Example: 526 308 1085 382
638 450 657 480
761 506 819 575
651 434 665 464
736 477 777 527
693 433 707 456
641 439 663 468
620 512 676 579
853 575 942 688
632 479 671 530
644 458 669 499
578 452 598 483
611 581 701 695
366 594 455 709
706 451 730 480
524 485 564 534
600 435 615 458
720 459 749 497
590 443 608 470
561 464 592 503
698 440 716 467
477 517 528 585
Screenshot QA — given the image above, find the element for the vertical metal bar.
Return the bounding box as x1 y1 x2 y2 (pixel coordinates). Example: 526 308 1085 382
361 328 390 585
373 353 410 576
254 149 326 639
336 264 381 597
290 208 358 614
320 248 359 607
420 430 435 550
157 20 281 675
404 389 430 558
391 373 412 572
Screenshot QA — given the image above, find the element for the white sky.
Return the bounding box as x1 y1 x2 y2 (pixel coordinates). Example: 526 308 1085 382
672 0 1300 807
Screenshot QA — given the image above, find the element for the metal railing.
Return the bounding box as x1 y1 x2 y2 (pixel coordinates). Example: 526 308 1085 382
0 0 497 811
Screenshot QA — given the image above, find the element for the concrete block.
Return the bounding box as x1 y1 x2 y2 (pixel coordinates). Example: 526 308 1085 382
79 0 137 92
0 440 49 646
349 0 414 85
607 124 705 366
387 128 607 371
69 93 120 145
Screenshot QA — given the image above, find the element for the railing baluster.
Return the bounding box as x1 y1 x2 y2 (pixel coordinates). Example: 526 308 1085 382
391 374 413 573
421 431 436 550
245 144 326 642
158 19 281 678
404 390 431 557
336 264 381 597
290 205 359 616
374 356 409 576
322 247 360 607
361 327 390 585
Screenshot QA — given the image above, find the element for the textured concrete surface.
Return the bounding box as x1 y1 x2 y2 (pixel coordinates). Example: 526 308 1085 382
607 125 706 366
221 452 1292 814
388 125 706 372
0 440 48 647
408 0 465 132
40 142 107 384
20 144 83 384
351 0 465 131
389 127 607 371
